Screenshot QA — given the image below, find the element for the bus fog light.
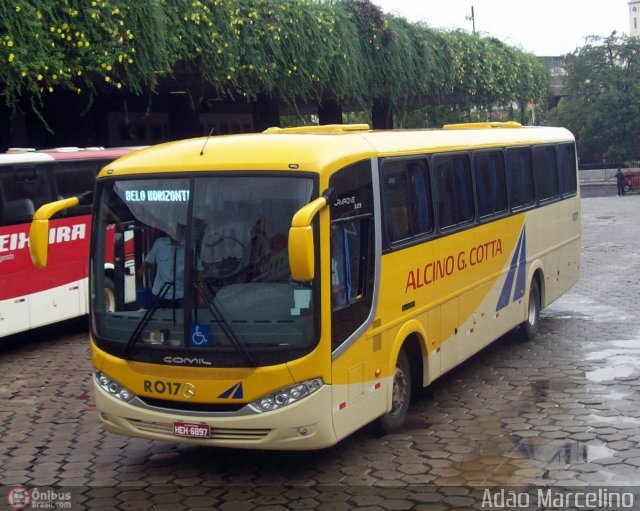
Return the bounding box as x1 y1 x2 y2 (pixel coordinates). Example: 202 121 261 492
249 378 323 413
94 370 135 403
297 427 308 436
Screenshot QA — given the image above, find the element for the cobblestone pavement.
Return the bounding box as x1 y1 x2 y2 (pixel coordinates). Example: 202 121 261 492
1 195 640 510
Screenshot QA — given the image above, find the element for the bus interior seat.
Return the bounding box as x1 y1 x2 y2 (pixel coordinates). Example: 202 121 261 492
3 198 35 224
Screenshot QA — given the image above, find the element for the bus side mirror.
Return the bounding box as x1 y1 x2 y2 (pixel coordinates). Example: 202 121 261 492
29 197 80 268
288 194 330 282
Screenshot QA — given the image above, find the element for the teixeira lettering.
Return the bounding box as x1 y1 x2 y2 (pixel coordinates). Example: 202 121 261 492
0 224 86 254
405 239 503 293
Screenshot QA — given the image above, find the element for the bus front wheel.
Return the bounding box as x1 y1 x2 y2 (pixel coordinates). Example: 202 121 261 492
521 279 540 341
376 348 411 434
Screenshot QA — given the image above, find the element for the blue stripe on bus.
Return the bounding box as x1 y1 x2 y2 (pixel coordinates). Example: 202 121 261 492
496 227 525 312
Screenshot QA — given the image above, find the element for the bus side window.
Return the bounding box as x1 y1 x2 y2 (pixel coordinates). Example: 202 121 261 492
2 199 35 225
53 161 100 216
23 165 51 211
533 145 559 202
557 143 577 197
433 154 474 229
381 158 432 244
506 148 535 209
474 151 507 219
0 164 50 225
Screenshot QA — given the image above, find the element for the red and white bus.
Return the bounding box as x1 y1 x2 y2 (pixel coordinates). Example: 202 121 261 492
0 146 141 338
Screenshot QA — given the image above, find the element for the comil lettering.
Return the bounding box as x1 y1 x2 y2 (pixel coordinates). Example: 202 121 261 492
405 238 503 292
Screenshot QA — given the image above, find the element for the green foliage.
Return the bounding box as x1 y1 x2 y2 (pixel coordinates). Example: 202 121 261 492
0 0 549 120
0 0 176 104
549 33 640 163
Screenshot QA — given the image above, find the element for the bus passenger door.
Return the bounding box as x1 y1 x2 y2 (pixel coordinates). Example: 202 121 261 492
327 160 379 440
113 225 138 308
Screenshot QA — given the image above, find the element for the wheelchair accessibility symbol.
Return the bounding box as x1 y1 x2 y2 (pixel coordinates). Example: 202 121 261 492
189 324 211 347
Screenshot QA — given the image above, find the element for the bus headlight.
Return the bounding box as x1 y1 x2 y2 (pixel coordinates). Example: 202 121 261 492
248 378 323 413
94 370 135 403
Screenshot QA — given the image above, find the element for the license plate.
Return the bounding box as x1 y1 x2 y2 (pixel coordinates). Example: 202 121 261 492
173 421 210 438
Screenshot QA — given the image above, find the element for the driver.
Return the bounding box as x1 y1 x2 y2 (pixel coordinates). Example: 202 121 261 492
138 228 185 307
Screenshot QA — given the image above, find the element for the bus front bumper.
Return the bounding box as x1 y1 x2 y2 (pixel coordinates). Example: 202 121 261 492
94 381 338 450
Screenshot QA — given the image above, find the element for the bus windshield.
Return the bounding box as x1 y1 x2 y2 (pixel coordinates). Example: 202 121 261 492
91 174 318 367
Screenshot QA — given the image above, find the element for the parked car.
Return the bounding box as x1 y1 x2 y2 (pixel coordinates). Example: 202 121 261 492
624 168 640 192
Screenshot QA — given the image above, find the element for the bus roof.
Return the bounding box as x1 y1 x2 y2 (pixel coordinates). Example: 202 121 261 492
99 124 575 178
41 146 146 160
0 152 53 164
0 146 144 166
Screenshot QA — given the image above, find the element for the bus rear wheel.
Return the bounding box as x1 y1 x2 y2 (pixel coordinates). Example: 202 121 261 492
376 348 411 434
521 279 540 341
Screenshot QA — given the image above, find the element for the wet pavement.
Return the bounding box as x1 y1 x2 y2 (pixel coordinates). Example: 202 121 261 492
1 194 640 510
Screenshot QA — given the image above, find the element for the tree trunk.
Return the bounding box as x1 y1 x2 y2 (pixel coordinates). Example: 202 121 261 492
372 97 393 129
318 97 343 125
252 92 280 132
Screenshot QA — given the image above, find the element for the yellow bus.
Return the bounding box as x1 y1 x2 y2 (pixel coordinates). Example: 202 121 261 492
30 122 580 449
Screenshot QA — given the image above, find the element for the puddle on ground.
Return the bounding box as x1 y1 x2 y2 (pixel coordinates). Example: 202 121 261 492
453 438 624 486
510 438 616 464
586 366 636 382
585 341 640 382
603 390 630 400
529 378 578 398
585 443 617 462
544 294 631 323
587 414 640 427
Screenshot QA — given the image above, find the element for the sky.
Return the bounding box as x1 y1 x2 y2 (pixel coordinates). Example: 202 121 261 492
372 0 630 56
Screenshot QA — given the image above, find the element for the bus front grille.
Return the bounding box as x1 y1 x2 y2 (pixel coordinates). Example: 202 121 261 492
138 396 246 413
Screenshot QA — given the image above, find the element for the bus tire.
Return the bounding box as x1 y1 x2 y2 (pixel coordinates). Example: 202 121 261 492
376 348 411 434
521 278 540 341
104 277 116 313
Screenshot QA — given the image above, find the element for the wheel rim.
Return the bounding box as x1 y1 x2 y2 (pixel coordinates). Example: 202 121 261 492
390 365 409 416
528 290 538 327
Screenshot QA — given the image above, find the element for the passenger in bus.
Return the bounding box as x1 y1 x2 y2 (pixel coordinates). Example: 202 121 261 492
138 230 185 307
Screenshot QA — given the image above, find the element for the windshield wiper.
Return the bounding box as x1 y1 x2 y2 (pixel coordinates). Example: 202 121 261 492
194 281 257 367
123 282 173 358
